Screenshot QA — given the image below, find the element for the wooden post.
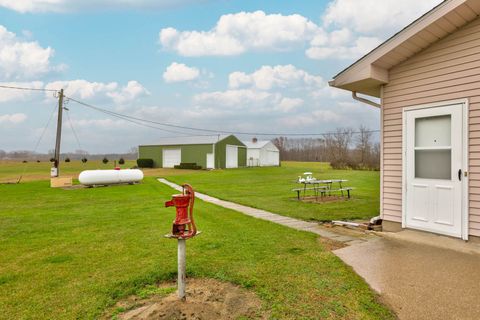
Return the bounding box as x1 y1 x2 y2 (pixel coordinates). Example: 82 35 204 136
178 239 186 300
52 89 64 177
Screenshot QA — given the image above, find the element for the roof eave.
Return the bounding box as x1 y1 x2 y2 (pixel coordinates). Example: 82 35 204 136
329 0 470 97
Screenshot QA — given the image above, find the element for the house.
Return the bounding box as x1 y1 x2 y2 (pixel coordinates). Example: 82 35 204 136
329 0 480 241
243 138 280 167
138 135 246 169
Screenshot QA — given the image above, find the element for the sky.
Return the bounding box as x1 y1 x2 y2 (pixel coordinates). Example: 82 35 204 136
0 0 442 153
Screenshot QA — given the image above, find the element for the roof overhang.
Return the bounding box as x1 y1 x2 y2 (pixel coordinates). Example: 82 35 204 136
329 0 480 98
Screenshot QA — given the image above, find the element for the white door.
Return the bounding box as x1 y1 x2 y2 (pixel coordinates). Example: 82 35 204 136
163 149 181 168
266 150 279 166
404 103 465 238
226 145 238 168
206 153 214 169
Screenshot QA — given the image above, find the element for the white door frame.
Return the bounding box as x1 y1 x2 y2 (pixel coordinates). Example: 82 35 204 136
402 98 469 240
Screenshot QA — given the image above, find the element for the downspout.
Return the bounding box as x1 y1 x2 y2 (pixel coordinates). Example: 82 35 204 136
352 91 381 108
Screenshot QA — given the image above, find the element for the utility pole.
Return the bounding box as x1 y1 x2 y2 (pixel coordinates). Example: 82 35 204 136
52 89 64 178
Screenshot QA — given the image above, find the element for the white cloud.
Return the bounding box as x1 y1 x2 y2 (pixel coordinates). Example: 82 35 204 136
193 88 306 117
279 110 341 127
323 0 442 35
44 79 149 104
71 118 127 129
159 11 319 56
194 89 278 108
306 36 382 60
0 113 27 124
0 25 58 80
0 0 208 13
163 62 200 83
107 80 150 104
0 81 44 102
277 97 303 112
229 65 324 90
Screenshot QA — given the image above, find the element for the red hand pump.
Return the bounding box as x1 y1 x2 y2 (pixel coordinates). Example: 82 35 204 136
165 184 197 239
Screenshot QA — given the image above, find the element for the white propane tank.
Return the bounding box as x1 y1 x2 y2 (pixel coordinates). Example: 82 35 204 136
78 169 144 186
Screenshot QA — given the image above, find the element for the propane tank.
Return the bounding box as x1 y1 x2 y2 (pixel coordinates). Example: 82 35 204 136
79 169 143 186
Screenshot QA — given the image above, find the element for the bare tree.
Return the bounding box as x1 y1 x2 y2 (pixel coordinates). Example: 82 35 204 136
271 126 379 170
355 125 373 167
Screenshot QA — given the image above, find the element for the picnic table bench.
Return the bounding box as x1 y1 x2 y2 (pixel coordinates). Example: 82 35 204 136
292 179 353 200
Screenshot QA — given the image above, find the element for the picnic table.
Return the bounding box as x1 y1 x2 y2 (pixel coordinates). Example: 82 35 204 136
292 179 352 200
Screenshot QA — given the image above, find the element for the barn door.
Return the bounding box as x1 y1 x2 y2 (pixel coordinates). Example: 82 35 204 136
404 103 465 238
226 145 238 168
206 153 214 169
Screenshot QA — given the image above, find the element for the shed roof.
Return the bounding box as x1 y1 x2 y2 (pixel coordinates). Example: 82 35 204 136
141 135 232 146
242 140 273 149
329 0 480 97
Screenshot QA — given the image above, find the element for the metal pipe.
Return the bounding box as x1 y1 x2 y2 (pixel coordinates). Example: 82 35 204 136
352 91 381 108
178 239 186 300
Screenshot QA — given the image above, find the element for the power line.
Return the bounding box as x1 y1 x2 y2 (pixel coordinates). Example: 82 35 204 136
65 109 84 152
65 96 380 137
64 96 204 136
0 81 380 136
0 84 58 92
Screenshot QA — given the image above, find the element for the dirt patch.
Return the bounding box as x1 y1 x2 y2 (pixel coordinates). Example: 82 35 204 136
109 278 266 320
317 237 347 251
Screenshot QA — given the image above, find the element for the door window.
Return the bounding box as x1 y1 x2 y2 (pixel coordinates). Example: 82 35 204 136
414 115 451 180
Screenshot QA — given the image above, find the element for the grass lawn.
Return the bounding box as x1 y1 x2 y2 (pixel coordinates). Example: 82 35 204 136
168 162 380 222
0 177 393 319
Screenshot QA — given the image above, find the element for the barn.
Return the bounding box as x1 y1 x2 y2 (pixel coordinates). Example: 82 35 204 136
138 135 246 169
330 0 480 240
243 138 280 167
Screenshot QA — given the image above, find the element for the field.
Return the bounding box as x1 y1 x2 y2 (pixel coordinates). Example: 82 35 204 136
1 160 380 222
0 160 194 182
168 162 380 221
0 161 391 319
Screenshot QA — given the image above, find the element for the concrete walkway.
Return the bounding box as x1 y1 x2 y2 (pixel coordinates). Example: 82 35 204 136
160 178 480 319
334 235 480 320
158 178 362 244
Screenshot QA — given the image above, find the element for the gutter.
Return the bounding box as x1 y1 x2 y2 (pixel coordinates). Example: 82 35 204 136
352 92 381 108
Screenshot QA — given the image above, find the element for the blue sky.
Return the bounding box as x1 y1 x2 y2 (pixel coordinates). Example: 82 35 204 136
0 0 441 153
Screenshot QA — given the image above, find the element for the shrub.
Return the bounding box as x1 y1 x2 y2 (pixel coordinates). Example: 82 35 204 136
174 162 202 170
118 158 125 165
81 158 88 163
102 157 109 164
137 158 153 168
22 160 28 163
49 158 55 163
65 158 70 163
36 160 40 163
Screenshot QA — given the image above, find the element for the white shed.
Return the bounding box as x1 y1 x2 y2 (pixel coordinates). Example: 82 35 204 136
243 139 280 167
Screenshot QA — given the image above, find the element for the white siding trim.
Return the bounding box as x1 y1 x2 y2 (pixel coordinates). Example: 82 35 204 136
463 99 470 240
380 85 385 220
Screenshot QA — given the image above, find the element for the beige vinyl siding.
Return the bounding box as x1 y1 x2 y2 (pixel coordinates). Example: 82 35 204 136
382 16 480 236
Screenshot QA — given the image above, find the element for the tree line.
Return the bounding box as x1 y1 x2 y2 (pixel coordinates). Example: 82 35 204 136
272 126 380 170
0 147 138 162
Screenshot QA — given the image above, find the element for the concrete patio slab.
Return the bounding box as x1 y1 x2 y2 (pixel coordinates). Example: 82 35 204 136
334 237 480 320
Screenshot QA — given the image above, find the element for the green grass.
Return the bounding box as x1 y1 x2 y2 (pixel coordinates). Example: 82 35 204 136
168 162 380 222
0 177 393 319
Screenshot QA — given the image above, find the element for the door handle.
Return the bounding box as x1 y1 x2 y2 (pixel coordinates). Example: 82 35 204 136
458 169 462 181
